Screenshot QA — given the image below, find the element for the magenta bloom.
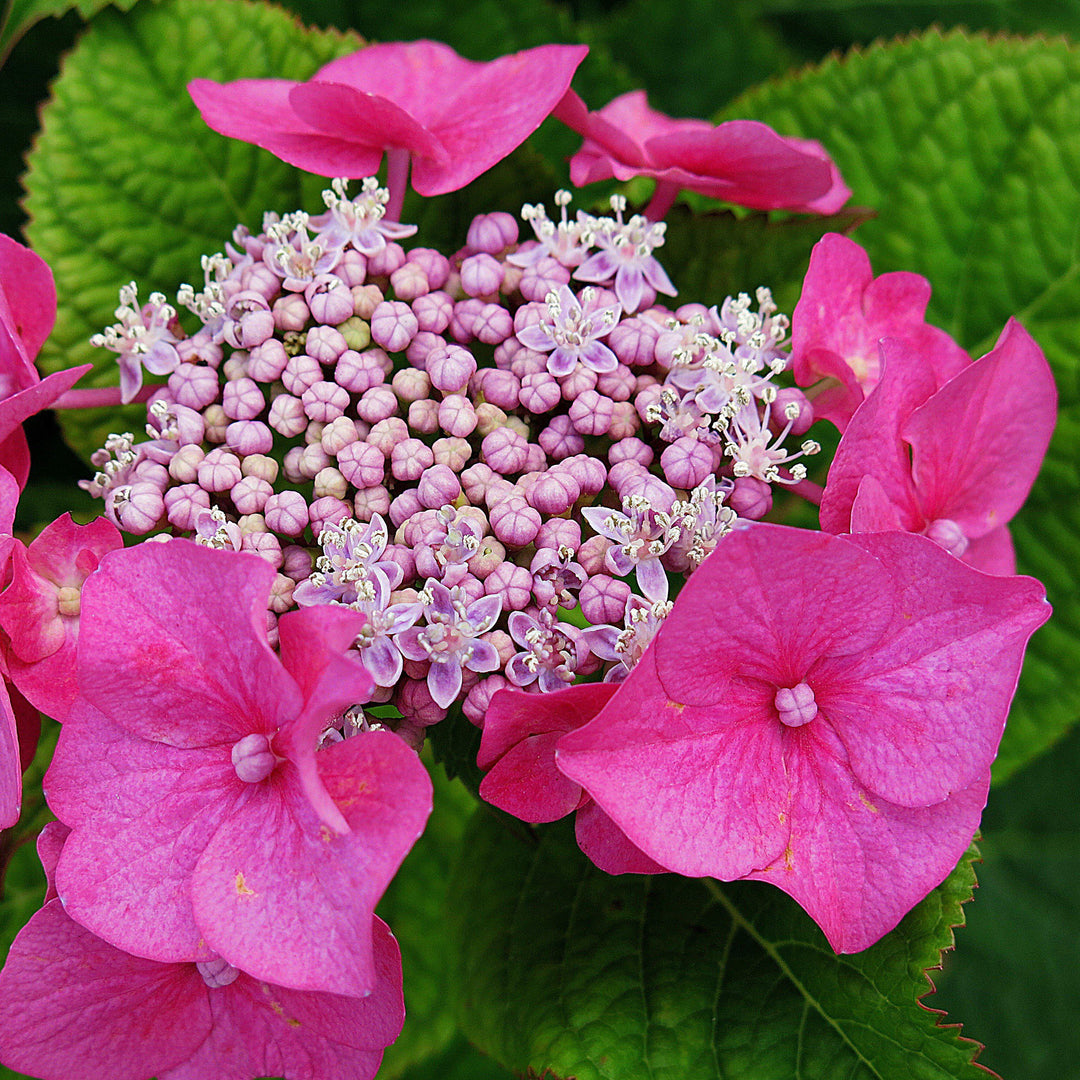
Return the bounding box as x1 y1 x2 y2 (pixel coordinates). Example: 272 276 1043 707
559 89 850 218
189 40 587 202
0 825 403 1080
0 231 56 398
45 541 432 997
557 524 1049 952
0 513 123 719
820 319 1056 575
791 233 970 429
478 682 664 875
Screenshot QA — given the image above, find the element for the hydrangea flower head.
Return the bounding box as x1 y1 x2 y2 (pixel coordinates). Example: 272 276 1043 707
557 524 1050 951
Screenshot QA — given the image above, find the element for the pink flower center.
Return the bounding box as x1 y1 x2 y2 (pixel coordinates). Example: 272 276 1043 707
196 956 240 988
774 682 817 727
231 732 279 783
923 518 969 558
57 586 81 618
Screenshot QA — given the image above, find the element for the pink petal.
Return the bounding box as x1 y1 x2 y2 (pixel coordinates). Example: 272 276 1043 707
645 120 836 209
0 364 90 462
962 524 1016 576
0 231 56 366
188 77 385 178
573 800 668 875
903 318 1056 538
743 720 990 953
0 541 67 663
650 525 895 707
49 703 237 962
779 137 852 214
288 81 446 161
27 511 122 585
0 901 212 1080
76 541 297 747
0 677 20 828
37 820 70 900
848 474 908 534
827 531 1050 806
163 920 403 1080
191 730 431 997
480 730 584 823
819 338 936 534
556 649 792 880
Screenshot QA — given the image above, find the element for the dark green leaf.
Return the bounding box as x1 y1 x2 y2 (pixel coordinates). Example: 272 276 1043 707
452 812 986 1079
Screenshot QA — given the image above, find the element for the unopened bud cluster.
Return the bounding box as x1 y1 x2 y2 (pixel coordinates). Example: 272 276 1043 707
85 180 818 743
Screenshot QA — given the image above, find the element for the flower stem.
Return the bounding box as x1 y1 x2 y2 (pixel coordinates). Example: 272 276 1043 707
384 148 412 223
52 384 155 410
643 180 680 221
786 476 824 506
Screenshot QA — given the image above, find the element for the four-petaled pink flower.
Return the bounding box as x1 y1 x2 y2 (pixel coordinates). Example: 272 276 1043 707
555 524 1050 952
0 823 405 1080
0 512 123 719
820 320 1056 575
557 89 850 220
44 541 432 998
189 41 588 218
790 233 970 429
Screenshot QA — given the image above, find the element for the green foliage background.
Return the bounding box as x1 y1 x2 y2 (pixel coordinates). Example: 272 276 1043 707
1 2 1078 1078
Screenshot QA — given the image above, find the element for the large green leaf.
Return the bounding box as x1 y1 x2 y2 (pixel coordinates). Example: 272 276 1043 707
22 0 358 457
933 720 1080 1080
0 0 142 61
725 30 1080 781
452 812 986 1080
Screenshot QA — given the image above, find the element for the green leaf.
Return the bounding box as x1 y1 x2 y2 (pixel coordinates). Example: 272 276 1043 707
724 29 1080 780
22 0 359 458
452 812 986 1080
934 721 1080 1080
0 0 142 62
376 757 482 1076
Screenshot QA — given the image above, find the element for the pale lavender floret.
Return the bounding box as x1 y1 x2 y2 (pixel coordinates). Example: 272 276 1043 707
728 475 773 521
432 436 471 472
518 256 573 302
427 345 477 393
371 300 418 352
450 299 485 343
196 448 241 493
489 496 541 548
248 338 289 382
417 465 461 509
223 291 275 350
282 353 322 396
335 348 385 393
358 385 399 424
506 608 586 693
664 474 737 570
268 392 307 437
406 248 451 290
321 415 361 455
353 484 391 521
530 546 587 609
568 390 615 437
193 506 243 551
473 303 514 345
526 470 580 515
367 417 408 457
240 529 284 568
264 490 309 536
573 205 676 315
581 494 681 603
408 398 440 433
476 369 520 411
225 420 274 456
336 441 385 488
510 196 592 270
168 363 219 410
302 381 350 422
306 325 349 364
618 472 678 513
660 436 714 489
463 672 511 725
221 377 264 420
310 177 418 254
608 316 660 367
483 561 533 611
558 363 598 401
518 371 561 415
393 367 431 402
438 394 478 438
561 454 607 496
294 514 403 608
515 286 621 377
482 428 529 475
333 248 367 287
579 574 632 624
262 213 341 291
309 496 352 535
460 254 504 298
580 593 674 682
609 437 653 466
91 283 183 403
394 579 502 708
390 262 430 301
412 291 453 333
164 483 211 530
240 259 282 300
538 414 584 460
273 292 310 332
467 211 519 255
390 439 434 483
535 518 581 552
306 273 354 324
597 364 637 401
769 386 814 436
107 481 164 534
231 474 274 514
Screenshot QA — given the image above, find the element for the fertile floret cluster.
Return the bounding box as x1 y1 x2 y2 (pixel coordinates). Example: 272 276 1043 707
85 180 818 741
